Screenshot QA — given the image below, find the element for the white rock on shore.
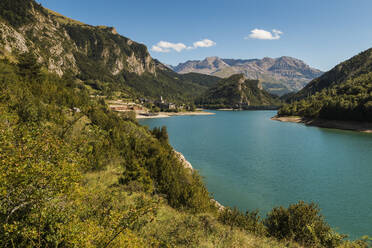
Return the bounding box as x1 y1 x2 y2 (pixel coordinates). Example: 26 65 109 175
173 150 225 211
173 150 193 170
211 199 225 211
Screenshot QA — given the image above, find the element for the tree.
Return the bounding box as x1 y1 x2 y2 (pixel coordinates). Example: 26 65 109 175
18 52 42 79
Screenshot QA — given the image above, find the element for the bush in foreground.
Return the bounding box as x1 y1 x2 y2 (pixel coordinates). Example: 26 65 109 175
265 201 345 247
218 207 266 236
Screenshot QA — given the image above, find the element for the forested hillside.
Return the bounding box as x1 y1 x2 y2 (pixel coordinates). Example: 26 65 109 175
197 74 281 109
287 48 372 101
279 48 372 122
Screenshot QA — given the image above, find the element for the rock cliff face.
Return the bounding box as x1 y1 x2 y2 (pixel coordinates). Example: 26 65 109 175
172 56 323 95
0 0 155 78
0 22 29 55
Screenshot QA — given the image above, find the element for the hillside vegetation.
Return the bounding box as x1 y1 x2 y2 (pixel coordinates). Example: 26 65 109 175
279 48 372 122
197 74 282 109
179 72 221 88
288 48 372 101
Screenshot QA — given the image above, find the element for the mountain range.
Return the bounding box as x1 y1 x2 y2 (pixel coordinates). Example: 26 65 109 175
171 56 323 96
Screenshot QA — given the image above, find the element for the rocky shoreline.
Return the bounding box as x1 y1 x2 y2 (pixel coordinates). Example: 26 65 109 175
271 116 372 133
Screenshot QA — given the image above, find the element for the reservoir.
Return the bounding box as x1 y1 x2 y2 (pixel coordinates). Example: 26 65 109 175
140 110 372 239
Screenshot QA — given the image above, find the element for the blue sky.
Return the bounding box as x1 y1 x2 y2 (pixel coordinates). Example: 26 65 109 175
37 0 372 71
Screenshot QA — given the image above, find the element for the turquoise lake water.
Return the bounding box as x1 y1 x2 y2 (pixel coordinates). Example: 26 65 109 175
139 110 372 239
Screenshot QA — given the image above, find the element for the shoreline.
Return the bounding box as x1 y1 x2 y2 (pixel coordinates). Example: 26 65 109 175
216 108 234 111
208 107 279 111
173 150 225 211
136 111 215 119
271 116 372 133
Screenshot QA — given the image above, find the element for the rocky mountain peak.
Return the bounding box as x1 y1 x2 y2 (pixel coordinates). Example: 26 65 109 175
261 57 276 63
269 56 322 79
205 56 220 61
199 56 229 69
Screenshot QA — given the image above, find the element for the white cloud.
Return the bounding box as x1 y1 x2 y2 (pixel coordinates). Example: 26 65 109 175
193 39 216 48
151 45 169 53
245 29 283 40
151 39 216 53
151 41 187 53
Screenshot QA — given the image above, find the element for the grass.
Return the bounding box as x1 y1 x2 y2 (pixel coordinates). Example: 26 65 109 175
46 8 86 25
82 164 304 248
141 205 303 248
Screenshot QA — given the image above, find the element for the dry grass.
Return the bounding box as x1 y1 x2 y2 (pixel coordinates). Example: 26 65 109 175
46 8 85 25
81 165 303 247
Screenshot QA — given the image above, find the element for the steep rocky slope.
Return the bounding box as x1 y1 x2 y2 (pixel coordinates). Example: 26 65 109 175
0 0 154 77
172 56 323 96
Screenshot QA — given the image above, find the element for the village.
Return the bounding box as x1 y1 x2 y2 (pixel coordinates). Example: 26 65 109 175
107 96 214 119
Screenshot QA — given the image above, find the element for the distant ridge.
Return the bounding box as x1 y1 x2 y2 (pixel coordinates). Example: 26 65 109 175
172 56 323 96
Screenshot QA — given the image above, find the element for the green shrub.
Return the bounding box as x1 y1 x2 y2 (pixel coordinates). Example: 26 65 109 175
218 207 266 236
0 122 83 247
120 110 137 122
264 201 344 247
151 126 169 144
